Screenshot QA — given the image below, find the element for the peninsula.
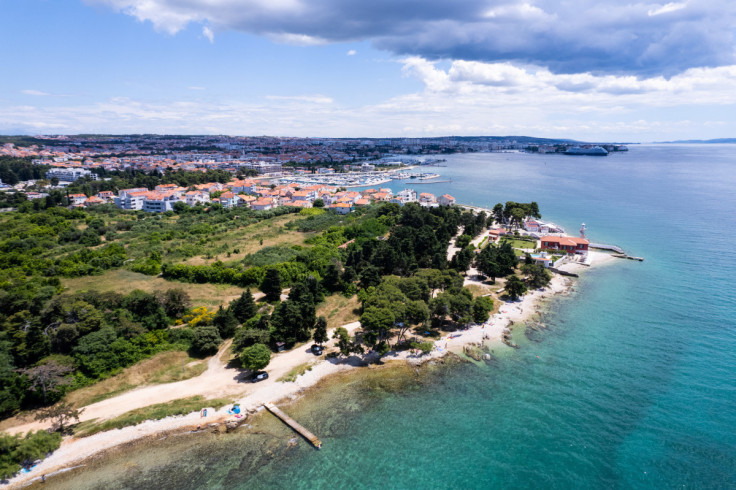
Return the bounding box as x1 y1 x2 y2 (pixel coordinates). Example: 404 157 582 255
0 139 623 487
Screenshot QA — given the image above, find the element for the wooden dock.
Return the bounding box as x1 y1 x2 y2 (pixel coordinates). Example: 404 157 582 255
264 403 322 449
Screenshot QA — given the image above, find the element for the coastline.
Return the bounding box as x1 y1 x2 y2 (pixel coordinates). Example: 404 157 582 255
4 208 614 489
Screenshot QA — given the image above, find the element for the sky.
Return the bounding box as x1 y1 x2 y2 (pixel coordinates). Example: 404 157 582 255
1 0 735 141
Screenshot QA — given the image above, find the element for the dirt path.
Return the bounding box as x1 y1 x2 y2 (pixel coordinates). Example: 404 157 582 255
6 323 362 436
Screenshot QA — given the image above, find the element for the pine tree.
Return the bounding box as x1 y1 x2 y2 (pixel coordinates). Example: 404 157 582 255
230 289 257 323
313 316 328 345
260 269 282 302
213 306 238 338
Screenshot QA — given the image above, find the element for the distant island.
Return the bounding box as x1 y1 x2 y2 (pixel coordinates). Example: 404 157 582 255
656 138 736 144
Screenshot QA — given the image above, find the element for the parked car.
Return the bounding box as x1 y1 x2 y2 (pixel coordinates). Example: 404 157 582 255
252 371 269 382
311 344 323 355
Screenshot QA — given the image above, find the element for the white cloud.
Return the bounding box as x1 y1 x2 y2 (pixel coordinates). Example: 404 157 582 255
188 86 206 91
22 90 52 96
202 26 214 43
347 49 357 56
3 59 736 141
648 2 688 16
265 95 334 104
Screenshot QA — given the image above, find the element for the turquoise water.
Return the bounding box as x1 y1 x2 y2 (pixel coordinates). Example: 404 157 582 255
49 145 736 488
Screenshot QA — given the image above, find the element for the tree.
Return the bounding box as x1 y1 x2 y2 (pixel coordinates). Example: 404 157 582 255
455 234 472 249
260 268 282 302
191 326 222 356
312 198 324 208
19 361 73 405
505 275 528 301
359 306 395 348
322 262 342 293
449 290 474 325
240 343 271 372
333 327 362 357
313 316 328 345
79 229 101 247
34 402 84 434
213 306 238 338
492 203 504 225
451 246 474 274
0 430 62 479
233 326 270 351
401 300 429 343
472 296 494 323
159 288 192 319
522 263 552 289
358 265 382 289
230 289 257 323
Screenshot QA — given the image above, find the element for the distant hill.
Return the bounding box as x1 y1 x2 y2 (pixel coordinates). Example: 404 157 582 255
658 138 736 144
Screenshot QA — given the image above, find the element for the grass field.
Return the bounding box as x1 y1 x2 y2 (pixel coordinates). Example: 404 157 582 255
182 214 315 265
502 238 538 249
317 294 360 329
465 283 493 298
63 270 250 308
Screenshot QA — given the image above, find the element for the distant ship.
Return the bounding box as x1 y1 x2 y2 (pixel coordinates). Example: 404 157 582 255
565 146 608 156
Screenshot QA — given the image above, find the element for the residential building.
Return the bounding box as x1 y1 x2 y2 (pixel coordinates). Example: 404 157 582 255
46 168 97 182
84 196 105 207
96 191 115 202
540 236 589 254
68 193 88 206
251 198 273 211
419 192 437 205
218 191 240 209
331 202 352 214
114 189 148 210
185 190 210 207
437 194 456 206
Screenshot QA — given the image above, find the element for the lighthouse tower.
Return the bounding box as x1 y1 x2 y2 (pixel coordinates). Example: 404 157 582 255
580 223 587 239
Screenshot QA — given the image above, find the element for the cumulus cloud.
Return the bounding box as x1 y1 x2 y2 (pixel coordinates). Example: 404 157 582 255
347 49 357 56
3 58 735 140
403 57 736 104
88 0 736 76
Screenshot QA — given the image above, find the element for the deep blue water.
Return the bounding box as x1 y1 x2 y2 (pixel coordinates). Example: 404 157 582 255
52 145 736 489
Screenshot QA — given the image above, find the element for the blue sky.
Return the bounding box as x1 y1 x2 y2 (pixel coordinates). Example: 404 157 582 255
1 0 735 141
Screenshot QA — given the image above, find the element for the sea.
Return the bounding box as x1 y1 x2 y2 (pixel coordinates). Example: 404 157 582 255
45 145 736 489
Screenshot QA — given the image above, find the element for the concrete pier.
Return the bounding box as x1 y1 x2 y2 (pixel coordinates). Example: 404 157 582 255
264 403 322 449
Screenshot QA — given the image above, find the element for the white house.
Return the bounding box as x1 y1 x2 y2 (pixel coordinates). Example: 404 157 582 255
395 188 417 204
437 194 456 206
185 190 210 207
331 202 352 214
68 193 88 206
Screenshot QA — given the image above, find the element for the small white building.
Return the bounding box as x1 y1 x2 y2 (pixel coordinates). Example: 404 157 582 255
185 190 210 207
437 194 456 206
